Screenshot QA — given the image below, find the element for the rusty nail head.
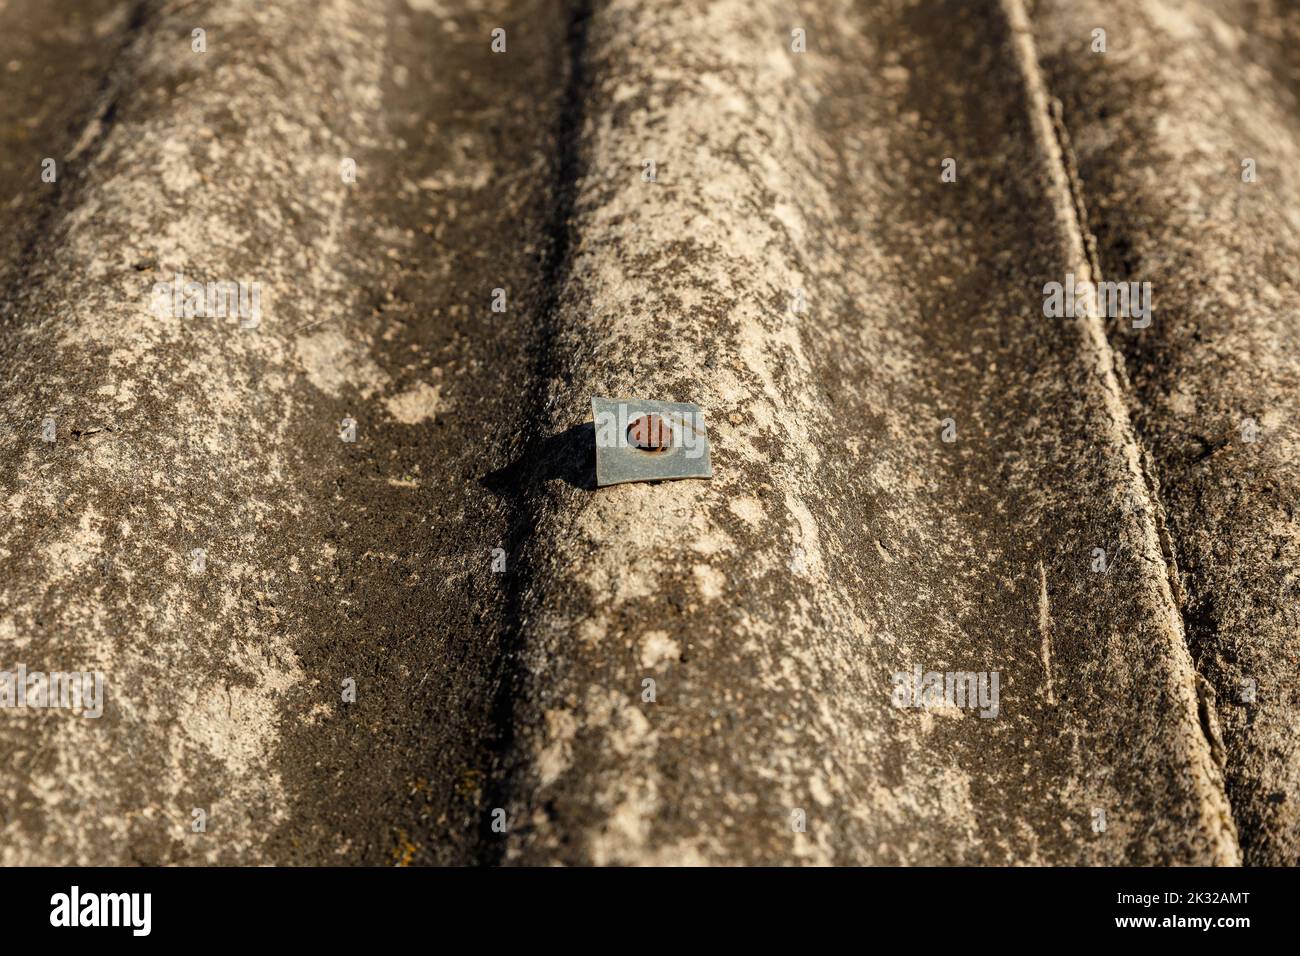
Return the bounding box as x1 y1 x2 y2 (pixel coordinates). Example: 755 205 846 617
627 414 673 452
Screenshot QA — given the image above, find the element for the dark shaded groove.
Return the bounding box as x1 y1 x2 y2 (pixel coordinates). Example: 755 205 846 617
476 0 595 864
0 0 150 317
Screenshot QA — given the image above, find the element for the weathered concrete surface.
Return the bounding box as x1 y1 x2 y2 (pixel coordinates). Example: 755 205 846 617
0 0 1293 865
0 0 542 864
0 0 578 866
489 0 1237 865
0 0 403 863
263 0 573 866
1032 0 1300 866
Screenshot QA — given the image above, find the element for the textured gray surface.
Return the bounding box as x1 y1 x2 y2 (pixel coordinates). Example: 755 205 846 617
0 0 1294 865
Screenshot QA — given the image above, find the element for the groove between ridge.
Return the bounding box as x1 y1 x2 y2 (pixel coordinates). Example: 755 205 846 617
999 0 1241 864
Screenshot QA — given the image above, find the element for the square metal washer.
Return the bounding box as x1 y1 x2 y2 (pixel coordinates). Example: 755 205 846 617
592 396 712 487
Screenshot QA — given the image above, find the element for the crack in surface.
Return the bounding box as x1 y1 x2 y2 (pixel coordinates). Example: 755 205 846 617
999 0 1242 864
